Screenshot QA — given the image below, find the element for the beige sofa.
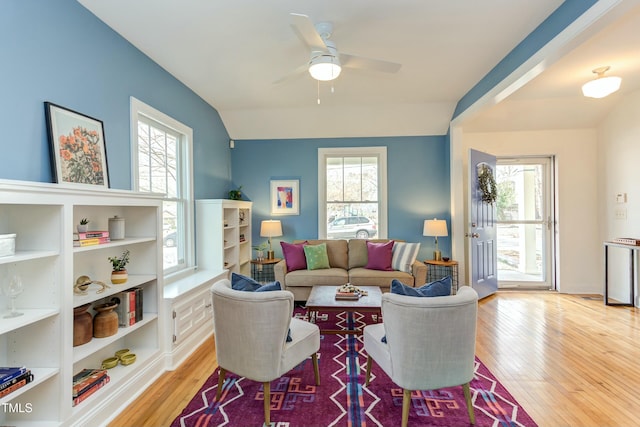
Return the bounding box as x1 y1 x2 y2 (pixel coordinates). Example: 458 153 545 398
274 239 427 301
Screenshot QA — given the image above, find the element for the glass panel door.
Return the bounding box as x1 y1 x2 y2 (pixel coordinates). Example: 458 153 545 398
496 157 554 288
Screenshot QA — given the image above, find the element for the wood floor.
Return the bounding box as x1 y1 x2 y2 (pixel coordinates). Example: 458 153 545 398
109 291 640 427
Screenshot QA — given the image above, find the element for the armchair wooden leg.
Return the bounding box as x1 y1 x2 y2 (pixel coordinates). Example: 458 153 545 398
216 367 226 401
462 382 475 424
263 381 270 426
312 353 320 386
402 389 411 427
365 356 372 386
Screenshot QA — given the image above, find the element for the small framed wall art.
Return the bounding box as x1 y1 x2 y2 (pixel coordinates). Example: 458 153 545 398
270 179 299 215
45 102 109 188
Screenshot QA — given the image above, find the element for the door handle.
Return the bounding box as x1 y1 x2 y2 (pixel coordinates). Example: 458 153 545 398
465 233 479 238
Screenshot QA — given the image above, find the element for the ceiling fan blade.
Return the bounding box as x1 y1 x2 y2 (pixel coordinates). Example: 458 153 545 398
340 53 402 74
273 63 309 84
290 13 328 52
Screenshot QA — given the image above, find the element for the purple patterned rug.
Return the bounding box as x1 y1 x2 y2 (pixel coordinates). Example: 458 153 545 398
171 311 537 427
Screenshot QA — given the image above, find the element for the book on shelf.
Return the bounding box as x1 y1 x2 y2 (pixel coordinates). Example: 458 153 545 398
0 370 32 393
133 287 144 323
0 371 33 398
335 291 361 300
112 290 136 327
72 369 108 397
0 366 27 384
72 375 110 406
73 230 110 240
73 236 111 247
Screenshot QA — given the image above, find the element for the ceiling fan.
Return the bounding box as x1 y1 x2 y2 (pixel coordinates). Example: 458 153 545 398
275 13 402 84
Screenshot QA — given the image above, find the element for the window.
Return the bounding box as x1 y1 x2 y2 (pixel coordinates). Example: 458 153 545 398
318 147 387 239
130 97 194 278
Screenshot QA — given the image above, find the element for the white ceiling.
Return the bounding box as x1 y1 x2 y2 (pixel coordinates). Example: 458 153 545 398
77 0 640 139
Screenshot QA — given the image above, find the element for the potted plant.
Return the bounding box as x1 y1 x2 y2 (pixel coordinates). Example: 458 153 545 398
228 185 242 200
77 218 89 233
108 249 130 284
252 242 268 261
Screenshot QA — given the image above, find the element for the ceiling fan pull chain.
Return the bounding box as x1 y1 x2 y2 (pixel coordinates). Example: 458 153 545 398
317 80 321 104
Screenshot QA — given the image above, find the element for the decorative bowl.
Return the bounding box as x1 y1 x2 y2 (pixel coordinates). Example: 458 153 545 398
115 349 131 360
120 353 137 366
442 257 450 262
101 357 119 369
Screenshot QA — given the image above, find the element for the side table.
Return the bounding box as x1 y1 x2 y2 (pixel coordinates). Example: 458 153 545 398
251 258 282 283
424 259 459 294
603 242 638 306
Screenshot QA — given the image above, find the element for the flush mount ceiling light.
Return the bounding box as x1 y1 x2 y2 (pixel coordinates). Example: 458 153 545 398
581 66 622 98
308 40 341 81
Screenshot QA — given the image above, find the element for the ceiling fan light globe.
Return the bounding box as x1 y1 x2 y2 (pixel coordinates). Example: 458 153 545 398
581 76 621 98
309 55 342 81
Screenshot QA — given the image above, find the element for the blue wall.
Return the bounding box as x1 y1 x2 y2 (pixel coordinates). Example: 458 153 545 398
231 136 451 261
0 0 231 197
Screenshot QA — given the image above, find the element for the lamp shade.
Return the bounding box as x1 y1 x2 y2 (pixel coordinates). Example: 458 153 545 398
260 220 283 238
423 219 448 237
582 76 621 98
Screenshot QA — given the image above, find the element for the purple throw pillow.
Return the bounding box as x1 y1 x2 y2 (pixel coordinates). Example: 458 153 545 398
280 241 308 272
365 240 394 271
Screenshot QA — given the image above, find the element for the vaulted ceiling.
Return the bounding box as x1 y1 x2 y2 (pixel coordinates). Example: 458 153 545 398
78 0 640 139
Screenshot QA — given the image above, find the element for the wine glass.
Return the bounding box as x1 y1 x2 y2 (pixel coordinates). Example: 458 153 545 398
2 264 24 318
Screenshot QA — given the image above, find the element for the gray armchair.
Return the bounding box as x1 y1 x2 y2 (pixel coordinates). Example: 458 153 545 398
363 286 479 427
210 279 320 425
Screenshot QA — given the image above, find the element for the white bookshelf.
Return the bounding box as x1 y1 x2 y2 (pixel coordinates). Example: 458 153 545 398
0 179 164 427
196 199 252 276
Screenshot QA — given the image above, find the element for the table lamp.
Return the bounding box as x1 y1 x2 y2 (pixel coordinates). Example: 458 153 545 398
260 220 283 259
423 218 448 261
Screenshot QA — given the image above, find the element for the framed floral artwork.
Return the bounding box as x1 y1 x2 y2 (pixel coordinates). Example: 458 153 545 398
45 102 109 188
270 179 299 215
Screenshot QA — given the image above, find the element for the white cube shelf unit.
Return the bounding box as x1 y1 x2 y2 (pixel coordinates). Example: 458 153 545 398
196 199 252 277
0 179 164 427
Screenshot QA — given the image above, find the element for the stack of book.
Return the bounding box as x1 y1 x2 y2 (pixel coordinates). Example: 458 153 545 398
0 366 34 398
112 287 143 328
72 369 110 406
335 290 361 300
335 283 368 300
73 231 111 247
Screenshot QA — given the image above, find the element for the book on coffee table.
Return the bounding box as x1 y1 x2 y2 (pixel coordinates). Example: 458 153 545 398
335 291 361 300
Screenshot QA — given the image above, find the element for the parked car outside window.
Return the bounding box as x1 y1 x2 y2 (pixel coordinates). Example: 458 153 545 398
163 232 177 247
327 216 377 239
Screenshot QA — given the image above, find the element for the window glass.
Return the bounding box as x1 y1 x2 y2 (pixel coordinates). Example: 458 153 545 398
319 147 387 239
131 98 194 277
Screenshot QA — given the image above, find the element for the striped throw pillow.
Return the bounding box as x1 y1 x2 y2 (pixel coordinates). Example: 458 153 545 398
391 242 421 273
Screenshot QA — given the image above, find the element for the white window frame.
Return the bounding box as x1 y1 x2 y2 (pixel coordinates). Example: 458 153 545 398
318 147 388 239
130 97 195 280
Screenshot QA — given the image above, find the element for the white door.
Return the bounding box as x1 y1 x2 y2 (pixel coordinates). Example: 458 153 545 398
469 149 498 299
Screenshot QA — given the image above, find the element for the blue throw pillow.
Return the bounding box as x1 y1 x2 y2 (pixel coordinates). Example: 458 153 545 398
231 272 282 292
382 277 453 342
231 272 262 291
230 273 291 341
255 281 282 292
391 276 452 297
